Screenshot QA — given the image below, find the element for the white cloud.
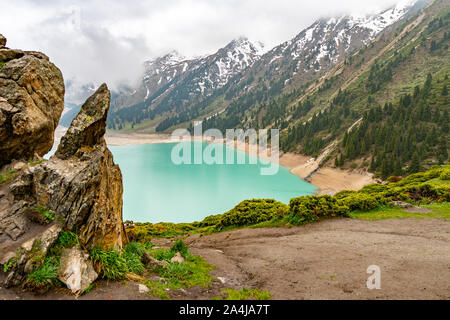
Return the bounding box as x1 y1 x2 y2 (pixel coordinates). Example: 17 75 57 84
0 0 406 99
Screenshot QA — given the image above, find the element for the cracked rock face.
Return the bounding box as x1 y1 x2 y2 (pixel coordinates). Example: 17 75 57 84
1 80 127 287
0 36 64 167
55 83 109 160
34 84 127 250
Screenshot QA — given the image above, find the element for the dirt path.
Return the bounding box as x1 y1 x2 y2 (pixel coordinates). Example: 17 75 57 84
185 218 450 300
2 218 449 300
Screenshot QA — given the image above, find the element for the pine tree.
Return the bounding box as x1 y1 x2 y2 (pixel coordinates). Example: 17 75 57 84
409 153 421 173
437 137 448 164
381 158 390 180
393 159 403 176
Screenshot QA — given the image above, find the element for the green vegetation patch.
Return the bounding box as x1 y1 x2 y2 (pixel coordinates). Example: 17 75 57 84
130 164 449 240
25 256 60 291
216 199 288 230
350 202 450 221
0 169 17 185
24 231 80 292
213 288 272 300
287 195 350 225
131 199 289 239
144 240 215 299
90 243 143 280
36 206 55 224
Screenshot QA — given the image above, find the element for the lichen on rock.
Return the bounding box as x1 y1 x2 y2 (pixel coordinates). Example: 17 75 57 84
0 35 127 290
55 83 110 160
0 34 64 167
33 83 127 251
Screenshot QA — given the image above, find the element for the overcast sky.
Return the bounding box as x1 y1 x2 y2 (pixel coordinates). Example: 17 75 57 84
1 0 407 94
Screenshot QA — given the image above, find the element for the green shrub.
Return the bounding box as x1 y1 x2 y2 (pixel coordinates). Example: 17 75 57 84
133 222 195 240
150 248 177 262
359 183 388 195
440 169 450 180
217 199 288 229
193 214 222 227
334 190 357 199
55 231 79 248
26 257 59 290
287 195 349 225
123 252 145 275
122 242 146 275
170 239 190 258
383 182 449 202
90 247 128 280
124 241 146 257
338 193 380 211
35 207 55 224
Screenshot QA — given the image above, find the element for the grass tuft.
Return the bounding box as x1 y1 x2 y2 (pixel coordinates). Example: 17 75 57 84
213 288 272 300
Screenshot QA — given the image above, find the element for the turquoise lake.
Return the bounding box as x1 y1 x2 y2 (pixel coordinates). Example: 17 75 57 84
109 142 317 223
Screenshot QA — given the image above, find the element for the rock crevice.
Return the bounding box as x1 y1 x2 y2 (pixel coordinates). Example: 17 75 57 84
0 34 127 289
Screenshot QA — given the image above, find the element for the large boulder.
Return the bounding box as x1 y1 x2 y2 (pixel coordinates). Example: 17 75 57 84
33 84 127 250
0 34 64 167
58 245 98 294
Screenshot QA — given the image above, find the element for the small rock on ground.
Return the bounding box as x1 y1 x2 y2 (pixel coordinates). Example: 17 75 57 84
138 284 150 293
170 252 185 263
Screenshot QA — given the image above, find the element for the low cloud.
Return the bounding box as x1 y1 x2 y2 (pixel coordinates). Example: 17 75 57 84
1 0 406 101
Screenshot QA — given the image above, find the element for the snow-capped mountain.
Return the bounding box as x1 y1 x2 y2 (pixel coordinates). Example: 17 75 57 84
110 51 192 111
197 38 265 90
107 0 422 132
246 0 419 90
108 37 265 129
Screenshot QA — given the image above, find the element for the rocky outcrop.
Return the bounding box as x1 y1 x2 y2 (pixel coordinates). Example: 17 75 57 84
0 74 127 292
55 83 109 160
32 84 127 250
58 245 98 294
0 35 64 167
0 223 62 287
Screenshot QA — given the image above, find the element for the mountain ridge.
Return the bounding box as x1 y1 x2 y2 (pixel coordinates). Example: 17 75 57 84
103 0 423 133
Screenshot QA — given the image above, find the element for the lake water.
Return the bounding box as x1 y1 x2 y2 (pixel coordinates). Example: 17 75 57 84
110 142 317 223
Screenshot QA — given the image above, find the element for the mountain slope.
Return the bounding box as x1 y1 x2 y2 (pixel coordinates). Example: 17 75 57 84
172 0 424 133
275 0 448 178
106 1 421 133
107 38 264 131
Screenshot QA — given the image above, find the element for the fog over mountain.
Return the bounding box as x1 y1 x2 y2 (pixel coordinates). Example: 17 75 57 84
0 0 412 101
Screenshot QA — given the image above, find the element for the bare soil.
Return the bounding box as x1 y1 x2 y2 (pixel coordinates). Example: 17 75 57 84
185 218 450 300
1 217 449 300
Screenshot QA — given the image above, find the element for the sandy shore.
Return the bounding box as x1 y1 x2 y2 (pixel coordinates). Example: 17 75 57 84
106 132 178 145
103 131 375 194
309 167 376 195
